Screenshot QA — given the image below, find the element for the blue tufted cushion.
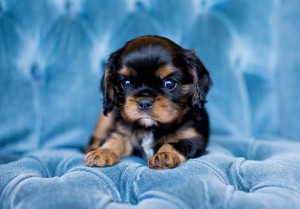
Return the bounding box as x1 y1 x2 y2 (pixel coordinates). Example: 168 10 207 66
1 0 300 208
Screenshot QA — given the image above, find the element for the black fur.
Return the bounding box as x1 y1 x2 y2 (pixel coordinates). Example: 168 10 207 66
100 35 212 162
169 138 207 159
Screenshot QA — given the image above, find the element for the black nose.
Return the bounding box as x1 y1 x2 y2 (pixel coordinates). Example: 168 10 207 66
137 98 153 111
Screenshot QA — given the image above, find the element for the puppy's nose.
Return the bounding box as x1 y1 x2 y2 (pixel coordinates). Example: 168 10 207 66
137 98 153 111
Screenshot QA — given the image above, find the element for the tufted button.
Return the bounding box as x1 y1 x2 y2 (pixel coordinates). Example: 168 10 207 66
135 0 148 12
135 1 144 9
31 64 45 81
65 1 71 12
63 0 82 17
200 0 207 7
196 0 215 14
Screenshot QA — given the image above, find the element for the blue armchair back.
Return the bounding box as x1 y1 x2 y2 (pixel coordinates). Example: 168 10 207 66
1 0 300 155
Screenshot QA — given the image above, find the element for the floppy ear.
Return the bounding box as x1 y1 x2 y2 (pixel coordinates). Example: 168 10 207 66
184 50 212 110
102 51 119 116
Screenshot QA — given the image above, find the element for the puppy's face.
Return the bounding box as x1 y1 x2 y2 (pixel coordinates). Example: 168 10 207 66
103 36 211 128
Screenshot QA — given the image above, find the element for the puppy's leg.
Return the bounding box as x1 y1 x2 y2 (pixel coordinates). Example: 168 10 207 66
148 143 186 169
149 128 207 169
83 113 115 153
84 132 132 167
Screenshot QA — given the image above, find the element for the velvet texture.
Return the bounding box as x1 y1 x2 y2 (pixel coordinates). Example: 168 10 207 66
1 0 300 208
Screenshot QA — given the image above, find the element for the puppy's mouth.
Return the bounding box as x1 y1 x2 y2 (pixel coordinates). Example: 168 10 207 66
137 115 158 128
136 98 158 127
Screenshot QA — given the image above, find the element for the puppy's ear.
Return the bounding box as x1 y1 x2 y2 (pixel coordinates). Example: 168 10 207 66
102 51 119 115
184 50 212 110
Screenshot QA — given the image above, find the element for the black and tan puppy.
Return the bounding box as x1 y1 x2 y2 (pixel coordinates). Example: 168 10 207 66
84 35 212 169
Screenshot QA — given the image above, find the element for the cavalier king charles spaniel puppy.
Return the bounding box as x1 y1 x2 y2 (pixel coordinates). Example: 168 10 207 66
84 35 212 169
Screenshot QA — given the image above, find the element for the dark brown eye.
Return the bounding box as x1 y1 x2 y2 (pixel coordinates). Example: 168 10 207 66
164 79 177 90
121 79 131 89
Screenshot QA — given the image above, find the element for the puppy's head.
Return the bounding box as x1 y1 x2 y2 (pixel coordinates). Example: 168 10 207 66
102 36 212 128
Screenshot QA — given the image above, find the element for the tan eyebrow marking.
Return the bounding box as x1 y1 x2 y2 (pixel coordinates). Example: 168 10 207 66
119 67 137 77
155 65 176 79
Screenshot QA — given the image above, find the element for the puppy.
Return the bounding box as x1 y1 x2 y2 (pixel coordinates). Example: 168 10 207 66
84 35 212 169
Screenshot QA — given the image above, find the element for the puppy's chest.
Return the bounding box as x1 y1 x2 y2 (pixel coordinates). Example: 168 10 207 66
140 132 155 159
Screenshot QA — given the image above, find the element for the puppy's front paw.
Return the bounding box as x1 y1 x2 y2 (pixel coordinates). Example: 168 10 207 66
84 149 120 167
148 152 181 169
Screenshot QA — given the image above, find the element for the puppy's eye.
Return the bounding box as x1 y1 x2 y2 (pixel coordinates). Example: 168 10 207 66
121 79 131 89
163 79 177 90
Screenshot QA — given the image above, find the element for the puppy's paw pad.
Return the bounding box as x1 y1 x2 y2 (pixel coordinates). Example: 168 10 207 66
148 152 180 169
84 149 120 167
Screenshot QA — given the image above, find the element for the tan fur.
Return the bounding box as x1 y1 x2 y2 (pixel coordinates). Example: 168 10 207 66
84 132 132 167
121 94 184 126
156 128 200 147
84 149 120 167
148 144 186 169
155 65 175 79
119 67 137 77
93 112 115 140
149 127 200 168
181 84 194 95
151 96 183 124
121 96 140 122
84 37 210 169
176 128 199 140
83 112 115 153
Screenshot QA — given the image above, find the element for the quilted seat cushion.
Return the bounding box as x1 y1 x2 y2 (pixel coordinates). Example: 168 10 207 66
1 136 300 209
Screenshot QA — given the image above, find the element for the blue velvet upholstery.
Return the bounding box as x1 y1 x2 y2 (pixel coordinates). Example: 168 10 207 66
1 0 300 208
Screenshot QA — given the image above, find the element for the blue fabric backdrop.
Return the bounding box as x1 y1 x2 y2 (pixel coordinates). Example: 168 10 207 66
1 0 300 208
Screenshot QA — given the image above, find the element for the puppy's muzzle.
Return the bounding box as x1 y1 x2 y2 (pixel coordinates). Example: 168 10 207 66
137 98 153 112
